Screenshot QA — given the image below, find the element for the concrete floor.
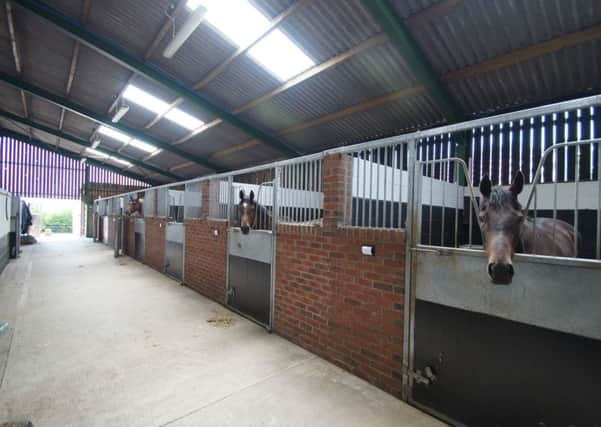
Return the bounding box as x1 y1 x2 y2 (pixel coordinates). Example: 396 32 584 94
0 236 444 427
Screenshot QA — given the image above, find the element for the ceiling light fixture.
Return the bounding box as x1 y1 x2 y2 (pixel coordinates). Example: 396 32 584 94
91 138 101 149
163 4 207 58
112 104 130 123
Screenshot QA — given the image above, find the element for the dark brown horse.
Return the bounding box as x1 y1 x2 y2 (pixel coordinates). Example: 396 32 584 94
478 171 577 285
238 189 271 234
127 197 142 216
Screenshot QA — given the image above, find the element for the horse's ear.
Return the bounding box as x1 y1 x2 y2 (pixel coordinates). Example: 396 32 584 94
249 190 255 202
510 171 524 196
479 175 491 198
239 189 245 201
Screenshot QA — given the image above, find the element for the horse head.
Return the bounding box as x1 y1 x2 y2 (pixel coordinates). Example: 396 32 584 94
238 189 256 235
127 197 142 215
478 171 525 285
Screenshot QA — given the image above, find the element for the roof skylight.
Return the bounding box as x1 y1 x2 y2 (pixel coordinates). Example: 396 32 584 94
85 147 108 158
129 139 157 153
97 126 131 143
164 109 204 130
122 84 205 130
97 126 158 154
186 0 314 81
123 85 169 115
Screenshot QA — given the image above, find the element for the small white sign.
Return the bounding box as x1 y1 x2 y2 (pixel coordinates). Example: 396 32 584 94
361 245 375 256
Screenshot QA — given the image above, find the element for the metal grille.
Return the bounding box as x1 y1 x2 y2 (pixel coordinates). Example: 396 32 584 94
341 143 409 229
184 181 202 219
208 177 229 219
279 159 323 227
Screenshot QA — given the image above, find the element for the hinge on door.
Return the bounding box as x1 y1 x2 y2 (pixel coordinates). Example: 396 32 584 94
408 366 437 386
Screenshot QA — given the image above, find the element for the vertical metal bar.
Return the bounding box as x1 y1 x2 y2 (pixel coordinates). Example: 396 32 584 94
227 176 233 224
402 139 418 401
376 147 381 227
574 110 581 257
454 161 459 248
390 145 395 228
309 160 316 221
597 139 601 259
533 186 537 254
441 159 446 246
385 145 389 228
398 144 404 229
428 154 433 245
369 149 374 227
362 150 367 227
354 153 359 226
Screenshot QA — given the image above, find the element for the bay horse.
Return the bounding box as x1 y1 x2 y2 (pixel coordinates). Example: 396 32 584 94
127 197 143 216
478 171 577 285
238 189 271 234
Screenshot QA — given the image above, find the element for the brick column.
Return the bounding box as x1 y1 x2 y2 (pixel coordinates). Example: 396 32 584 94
200 180 210 220
322 153 352 234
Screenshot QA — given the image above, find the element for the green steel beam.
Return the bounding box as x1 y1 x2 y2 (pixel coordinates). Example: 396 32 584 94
0 109 183 181
13 0 302 158
0 127 161 185
361 0 462 123
0 71 224 172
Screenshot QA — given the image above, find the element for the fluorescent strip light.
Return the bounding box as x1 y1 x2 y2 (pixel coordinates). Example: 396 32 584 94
129 139 157 153
110 157 132 166
112 105 130 123
85 148 109 158
123 85 169 115
91 138 101 149
164 4 207 58
97 126 131 143
164 109 204 130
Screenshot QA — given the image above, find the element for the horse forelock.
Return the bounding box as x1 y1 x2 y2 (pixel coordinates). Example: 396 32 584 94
487 187 521 211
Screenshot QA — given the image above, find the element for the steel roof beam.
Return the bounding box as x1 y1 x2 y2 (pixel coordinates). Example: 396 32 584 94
0 109 183 180
0 127 160 185
0 71 224 172
13 0 302 158
361 0 462 123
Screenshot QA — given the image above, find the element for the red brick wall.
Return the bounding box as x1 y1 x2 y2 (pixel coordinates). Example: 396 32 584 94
144 217 165 272
275 227 406 397
184 219 227 303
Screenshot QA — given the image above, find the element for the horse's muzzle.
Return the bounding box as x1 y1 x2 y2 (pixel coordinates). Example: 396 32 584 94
241 225 250 235
488 262 514 285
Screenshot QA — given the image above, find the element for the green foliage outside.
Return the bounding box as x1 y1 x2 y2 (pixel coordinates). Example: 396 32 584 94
40 210 72 233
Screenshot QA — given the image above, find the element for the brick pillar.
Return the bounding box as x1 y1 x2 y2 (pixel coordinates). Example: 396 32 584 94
322 153 352 234
200 180 210 220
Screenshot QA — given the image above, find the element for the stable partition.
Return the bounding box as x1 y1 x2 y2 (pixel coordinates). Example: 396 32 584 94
0 190 11 273
92 94 601 423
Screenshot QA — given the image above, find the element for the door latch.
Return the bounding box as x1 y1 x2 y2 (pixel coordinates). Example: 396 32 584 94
409 366 437 386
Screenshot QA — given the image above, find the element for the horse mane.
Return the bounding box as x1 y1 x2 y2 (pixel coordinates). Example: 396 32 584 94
488 187 521 211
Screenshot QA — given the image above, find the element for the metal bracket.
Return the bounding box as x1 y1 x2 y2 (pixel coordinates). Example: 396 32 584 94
408 366 437 386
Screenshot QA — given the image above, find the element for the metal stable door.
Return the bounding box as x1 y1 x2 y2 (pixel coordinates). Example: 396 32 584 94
165 222 184 281
134 218 145 262
226 175 277 329
405 157 601 425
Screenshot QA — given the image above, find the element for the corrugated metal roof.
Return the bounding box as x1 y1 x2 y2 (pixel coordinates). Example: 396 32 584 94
448 38 601 116
86 0 170 58
0 0 599 183
283 91 443 153
406 0 601 74
16 8 72 96
202 54 281 111
69 45 131 114
240 42 418 132
178 121 252 158
148 21 237 86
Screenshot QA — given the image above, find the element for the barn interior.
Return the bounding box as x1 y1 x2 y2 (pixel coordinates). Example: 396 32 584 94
0 1 600 426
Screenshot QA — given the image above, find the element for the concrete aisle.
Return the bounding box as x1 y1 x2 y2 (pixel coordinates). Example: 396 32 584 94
0 236 444 427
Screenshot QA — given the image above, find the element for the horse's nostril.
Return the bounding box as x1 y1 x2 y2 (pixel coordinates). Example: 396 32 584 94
487 263 494 277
